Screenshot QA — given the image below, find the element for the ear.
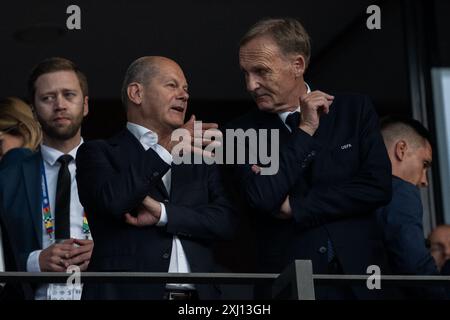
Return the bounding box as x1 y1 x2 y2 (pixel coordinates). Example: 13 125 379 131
394 140 408 161
291 54 306 78
127 83 143 106
83 96 89 117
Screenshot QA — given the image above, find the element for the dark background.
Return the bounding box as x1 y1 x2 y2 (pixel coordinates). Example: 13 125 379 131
1 0 448 139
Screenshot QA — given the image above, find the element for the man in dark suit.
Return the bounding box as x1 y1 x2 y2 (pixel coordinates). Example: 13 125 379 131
226 17 392 299
76 56 236 300
0 57 94 300
377 117 448 299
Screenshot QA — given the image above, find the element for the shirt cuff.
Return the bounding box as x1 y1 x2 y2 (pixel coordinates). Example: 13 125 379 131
27 250 42 272
156 202 168 226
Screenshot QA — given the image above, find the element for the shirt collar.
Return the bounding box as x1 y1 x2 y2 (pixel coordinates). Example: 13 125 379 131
126 122 158 148
41 138 84 167
278 82 311 125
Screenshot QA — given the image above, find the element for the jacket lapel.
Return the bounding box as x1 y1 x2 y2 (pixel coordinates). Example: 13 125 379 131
22 153 43 248
110 129 170 199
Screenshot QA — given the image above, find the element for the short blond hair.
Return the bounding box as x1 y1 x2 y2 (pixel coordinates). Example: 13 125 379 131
240 18 311 68
0 97 42 151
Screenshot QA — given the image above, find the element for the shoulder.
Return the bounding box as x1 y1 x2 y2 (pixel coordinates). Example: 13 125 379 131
380 177 422 223
391 176 421 204
78 130 129 154
0 148 33 170
224 108 275 130
330 93 375 114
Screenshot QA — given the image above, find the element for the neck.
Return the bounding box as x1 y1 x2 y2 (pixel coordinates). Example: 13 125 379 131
43 134 81 154
128 116 173 140
278 80 308 113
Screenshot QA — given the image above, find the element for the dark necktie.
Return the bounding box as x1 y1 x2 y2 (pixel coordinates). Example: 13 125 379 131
54 154 73 240
285 111 300 132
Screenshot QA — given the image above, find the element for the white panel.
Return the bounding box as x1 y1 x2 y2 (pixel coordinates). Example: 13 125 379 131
432 68 450 223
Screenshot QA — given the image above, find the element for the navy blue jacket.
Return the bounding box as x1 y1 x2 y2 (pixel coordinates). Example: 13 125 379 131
0 150 43 299
76 129 236 300
0 151 44 271
377 176 448 299
226 93 392 299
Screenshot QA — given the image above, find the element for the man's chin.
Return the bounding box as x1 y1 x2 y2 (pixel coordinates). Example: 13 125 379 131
256 101 276 112
45 125 80 141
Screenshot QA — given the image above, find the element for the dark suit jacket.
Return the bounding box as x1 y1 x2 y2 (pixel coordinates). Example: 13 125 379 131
226 93 392 299
0 148 33 171
377 176 448 299
75 129 236 300
0 150 43 299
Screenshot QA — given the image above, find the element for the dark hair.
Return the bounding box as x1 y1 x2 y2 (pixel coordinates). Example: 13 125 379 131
240 18 311 68
27 57 88 103
381 116 431 142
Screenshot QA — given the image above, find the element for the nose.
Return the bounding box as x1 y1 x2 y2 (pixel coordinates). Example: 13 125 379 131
246 74 260 92
178 88 189 102
420 171 429 188
55 93 67 110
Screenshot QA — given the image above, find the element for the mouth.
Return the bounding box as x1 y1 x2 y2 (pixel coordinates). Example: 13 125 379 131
254 93 271 101
53 117 71 124
170 106 185 113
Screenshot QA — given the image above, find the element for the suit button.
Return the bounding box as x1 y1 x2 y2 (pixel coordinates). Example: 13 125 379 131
311 151 316 156
164 199 169 203
162 253 170 259
318 246 327 254
153 172 159 177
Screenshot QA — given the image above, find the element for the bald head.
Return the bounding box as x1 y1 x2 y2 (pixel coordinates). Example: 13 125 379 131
121 56 181 109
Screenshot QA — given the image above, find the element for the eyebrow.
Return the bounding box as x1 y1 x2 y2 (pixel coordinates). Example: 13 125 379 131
166 77 188 90
39 87 79 95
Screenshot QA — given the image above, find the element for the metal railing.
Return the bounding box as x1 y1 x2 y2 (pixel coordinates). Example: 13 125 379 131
1 260 450 300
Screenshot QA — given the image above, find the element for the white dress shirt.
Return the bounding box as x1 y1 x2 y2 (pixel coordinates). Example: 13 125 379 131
26 139 89 300
127 122 194 290
278 82 311 131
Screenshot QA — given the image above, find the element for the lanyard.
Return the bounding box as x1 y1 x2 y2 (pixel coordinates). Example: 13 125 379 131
40 159 90 240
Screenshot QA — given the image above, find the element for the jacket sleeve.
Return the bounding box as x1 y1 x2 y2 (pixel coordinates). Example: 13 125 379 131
381 184 439 276
230 128 318 215
164 164 237 241
290 96 392 227
76 141 170 219
379 182 448 299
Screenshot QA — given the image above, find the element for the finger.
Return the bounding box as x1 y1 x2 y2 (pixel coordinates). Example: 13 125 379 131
202 129 223 140
51 256 67 269
192 137 222 147
61 238 76 245
54 244 76 253
201 122 219 130
79 260 90 271
67 252 91 266
186 114 195 124
311 90 334 100
49 263 66 272
191 146 215 158
66 244 93 259
73 239 93 246
251 165 261 175
124 213 139 226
